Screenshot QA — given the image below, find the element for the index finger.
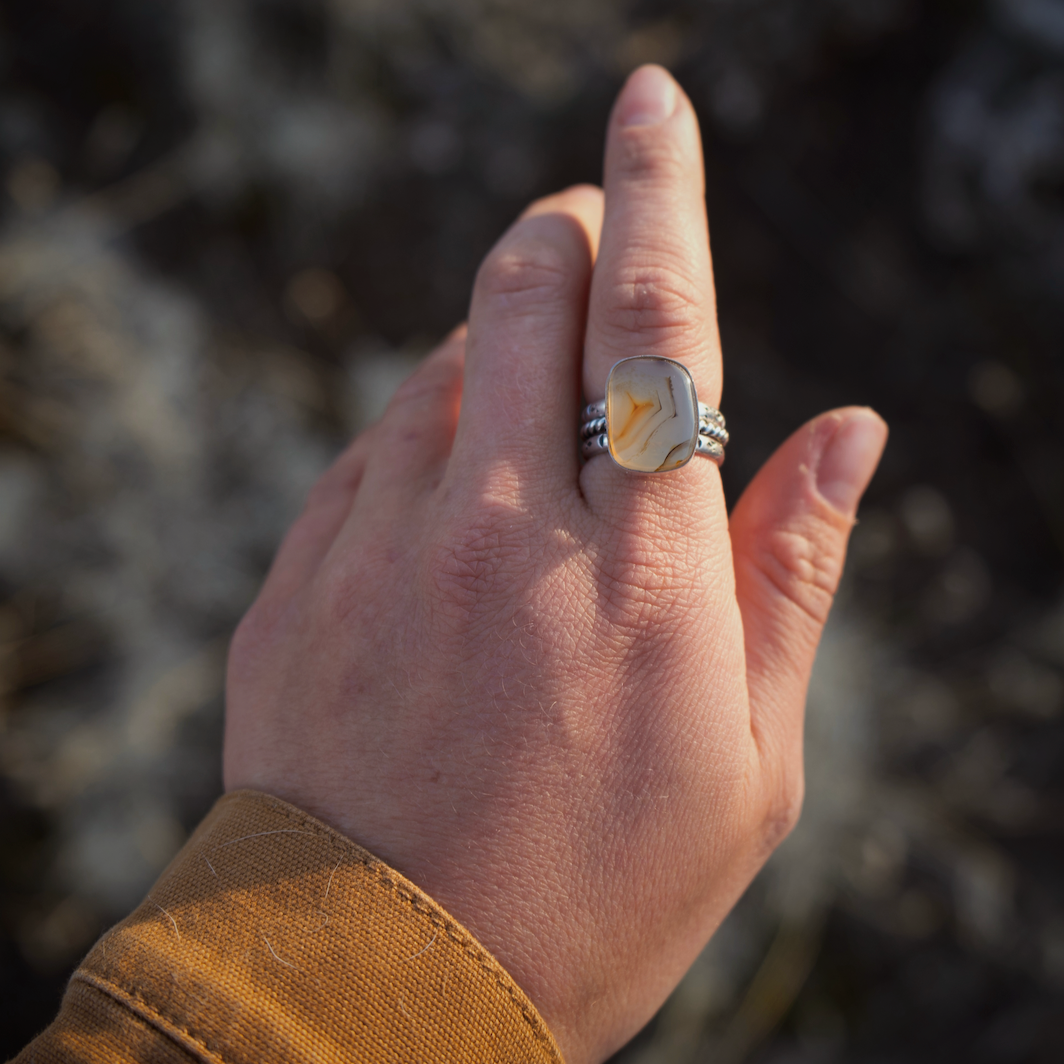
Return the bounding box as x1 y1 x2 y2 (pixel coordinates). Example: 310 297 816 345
583 66 721 409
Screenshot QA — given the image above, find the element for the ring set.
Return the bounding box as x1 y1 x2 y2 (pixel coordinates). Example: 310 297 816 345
580 356 728 473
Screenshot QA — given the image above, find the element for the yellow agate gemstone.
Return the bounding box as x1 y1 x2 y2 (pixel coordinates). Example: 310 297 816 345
606 357 699 472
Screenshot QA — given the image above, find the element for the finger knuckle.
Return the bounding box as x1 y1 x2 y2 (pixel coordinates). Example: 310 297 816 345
317 544 395 631
303 480 337 512
760 773 805 852
592 524 703 634
380 366 461 442
303 437 370 510
601 261 703 346
304 469 357 512
617 133 688 184
390 369 451 411
430 506 532 625
748 520 843 627
596 577 666 635
476 240 574 312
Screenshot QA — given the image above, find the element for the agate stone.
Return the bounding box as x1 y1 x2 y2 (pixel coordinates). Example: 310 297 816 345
606 356 699 472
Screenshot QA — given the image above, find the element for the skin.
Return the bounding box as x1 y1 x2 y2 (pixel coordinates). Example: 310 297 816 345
224 66 888 1064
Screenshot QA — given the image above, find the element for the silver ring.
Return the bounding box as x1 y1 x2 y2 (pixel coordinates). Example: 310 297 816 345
580 356 727 472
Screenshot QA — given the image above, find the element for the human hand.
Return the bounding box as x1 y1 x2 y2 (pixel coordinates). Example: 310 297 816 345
224 65 887 1063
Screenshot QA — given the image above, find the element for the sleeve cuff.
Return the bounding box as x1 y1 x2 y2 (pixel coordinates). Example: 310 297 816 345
20 789 563 1064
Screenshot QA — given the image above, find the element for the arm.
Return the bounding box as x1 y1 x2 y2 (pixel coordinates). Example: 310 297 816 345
13 64 886 1064
223 64 886 1062
14 792 559 1064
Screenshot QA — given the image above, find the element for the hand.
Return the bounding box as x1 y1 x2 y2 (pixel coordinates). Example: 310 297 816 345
224 65 887 1063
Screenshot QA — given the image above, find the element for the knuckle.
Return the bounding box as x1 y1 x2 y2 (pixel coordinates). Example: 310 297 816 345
748 520 843 627
595 557 691 633
389 356 461 413
379 375 459 449
759 774 805 852
430 506 531 624
305 468 354 511
617 133 689 184
389 372 441 411
591 521 705 634
316 543 403 632
476 239 573 312
303 480 336 512
304 437 370 509
601 261 703 345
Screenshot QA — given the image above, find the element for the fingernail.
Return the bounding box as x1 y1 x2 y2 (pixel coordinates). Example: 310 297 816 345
815 409 888 516
617 65 678 127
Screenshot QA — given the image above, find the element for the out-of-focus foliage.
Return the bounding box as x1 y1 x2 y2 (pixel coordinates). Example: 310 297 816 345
1 0 1063 1059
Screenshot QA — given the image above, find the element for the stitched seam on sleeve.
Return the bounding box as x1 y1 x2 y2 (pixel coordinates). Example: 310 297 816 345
222 791 562 1063
71 971 228 1064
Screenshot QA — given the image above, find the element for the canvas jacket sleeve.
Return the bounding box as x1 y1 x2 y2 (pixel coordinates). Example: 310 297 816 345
11 790 563 1064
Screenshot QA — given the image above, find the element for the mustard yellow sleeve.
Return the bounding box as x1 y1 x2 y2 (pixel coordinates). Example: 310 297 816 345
11 790 563 1064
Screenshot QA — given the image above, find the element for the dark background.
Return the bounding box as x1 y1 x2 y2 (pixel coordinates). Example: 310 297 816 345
1 0 1063 1060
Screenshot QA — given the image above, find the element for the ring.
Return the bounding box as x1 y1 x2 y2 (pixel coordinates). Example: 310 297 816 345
580 356 727 472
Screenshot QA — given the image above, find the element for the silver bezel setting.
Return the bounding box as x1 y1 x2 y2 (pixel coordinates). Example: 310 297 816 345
580 356 727 471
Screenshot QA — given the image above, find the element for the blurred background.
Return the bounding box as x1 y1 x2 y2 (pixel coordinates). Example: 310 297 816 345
0 0 1063 1059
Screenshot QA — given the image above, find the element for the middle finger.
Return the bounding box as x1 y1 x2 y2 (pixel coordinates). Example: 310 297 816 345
583 65 722 451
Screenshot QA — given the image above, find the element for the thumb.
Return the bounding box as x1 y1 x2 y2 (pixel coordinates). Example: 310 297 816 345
730 407 888 776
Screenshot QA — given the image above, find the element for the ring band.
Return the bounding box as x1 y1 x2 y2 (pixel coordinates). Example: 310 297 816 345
581 407 729 445
582 430 725 464
580 356 728 472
